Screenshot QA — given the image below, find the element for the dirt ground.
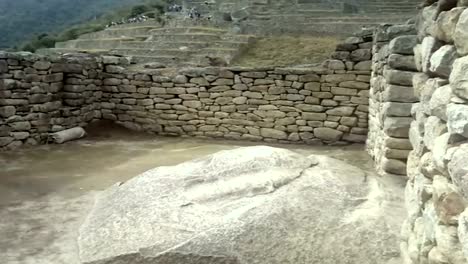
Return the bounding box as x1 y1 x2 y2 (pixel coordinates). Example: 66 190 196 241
0 123 406 264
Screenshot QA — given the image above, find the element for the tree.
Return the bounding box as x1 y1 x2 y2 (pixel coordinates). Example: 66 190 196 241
130 5 150 17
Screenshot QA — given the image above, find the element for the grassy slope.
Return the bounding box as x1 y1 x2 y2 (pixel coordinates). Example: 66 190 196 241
232 36 341 67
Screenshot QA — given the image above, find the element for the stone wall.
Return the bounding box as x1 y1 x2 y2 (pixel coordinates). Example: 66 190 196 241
367 24 419 176
399 3 468 264
0 52 107 150
101 64 371 144
1 32 372 150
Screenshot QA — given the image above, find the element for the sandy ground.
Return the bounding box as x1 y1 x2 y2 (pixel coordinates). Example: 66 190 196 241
0 124 407 264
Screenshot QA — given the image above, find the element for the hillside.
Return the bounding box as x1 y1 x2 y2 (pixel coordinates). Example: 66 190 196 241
0 0 145 49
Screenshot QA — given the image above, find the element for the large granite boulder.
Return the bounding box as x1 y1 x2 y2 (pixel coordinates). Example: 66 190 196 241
79 146 403 264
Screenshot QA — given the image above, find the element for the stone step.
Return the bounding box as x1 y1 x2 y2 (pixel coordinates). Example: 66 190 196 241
107 19 161 29
120 40 248 50
240 19 407 36
147 32 253 43
147 33 223 42
121 41 210 49
301 20 405 26
130 55 182 65
248 14 410 23
110 47 239 58
36 48 109 55
129 55 209 67
252 9 343 17
302 16 411 23
55 38 136 49
250 3 334 12
110 48 194 57
78 26 161 40
148 26 228 35
360 7 417 12
361 3 418 6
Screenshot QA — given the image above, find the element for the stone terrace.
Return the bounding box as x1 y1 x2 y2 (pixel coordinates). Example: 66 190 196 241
190 0 421 35
42 21 254 67
40 0 421 66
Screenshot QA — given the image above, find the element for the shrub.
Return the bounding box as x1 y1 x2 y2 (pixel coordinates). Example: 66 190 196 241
129 5 151 17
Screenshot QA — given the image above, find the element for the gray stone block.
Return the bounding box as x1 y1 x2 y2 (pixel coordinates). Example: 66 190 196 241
383 102 413 117
383 117 412 138
382 158 407 175
447 103 468 138
424 116 448 151
454 9 468 55
326 106 354 116
260 128 287 139
314 127 343 141
431 7 464 43
430 45 458 78
421 36 442 73
388 35 418 55
429 85 452 121
388 54 417 71
383 85 418 103
449 56 468 100
384 68 415 86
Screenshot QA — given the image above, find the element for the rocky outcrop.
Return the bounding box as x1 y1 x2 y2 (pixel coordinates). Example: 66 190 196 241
78 146 404 264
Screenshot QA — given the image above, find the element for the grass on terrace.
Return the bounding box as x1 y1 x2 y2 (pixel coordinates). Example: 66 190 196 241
232 35 341 67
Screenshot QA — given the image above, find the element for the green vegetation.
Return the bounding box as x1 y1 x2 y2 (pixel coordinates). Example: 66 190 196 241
0 0 169 51
232 36 341 67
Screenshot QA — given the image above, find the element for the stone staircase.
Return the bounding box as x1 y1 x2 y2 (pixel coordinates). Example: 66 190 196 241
40 20 254 66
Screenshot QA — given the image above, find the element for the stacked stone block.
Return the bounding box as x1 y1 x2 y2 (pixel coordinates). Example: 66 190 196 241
367 24 419 176
1 30 374 150
0 52 106 150
400 3 468 264
101 62 370 144
98 33 372 144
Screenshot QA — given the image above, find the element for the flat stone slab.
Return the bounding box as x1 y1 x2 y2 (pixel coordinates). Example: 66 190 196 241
78 146 402 264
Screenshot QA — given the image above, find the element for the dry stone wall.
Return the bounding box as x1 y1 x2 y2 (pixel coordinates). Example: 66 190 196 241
102 64 371 144
0 32 372 150
367 24 419 176
0 53 108 150
398 2 468 264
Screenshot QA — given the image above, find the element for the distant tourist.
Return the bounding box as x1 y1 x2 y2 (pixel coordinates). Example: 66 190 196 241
105 14 148 28
188 7 201 19
168 4 182 12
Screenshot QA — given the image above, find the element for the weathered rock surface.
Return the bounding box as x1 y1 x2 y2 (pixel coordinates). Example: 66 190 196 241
429 45 458 78
454 9 468 55
421 36 441 73
431 7 464 43
79 146 403 264
447 103 468 138
449 144 468 200
450 56 468 100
